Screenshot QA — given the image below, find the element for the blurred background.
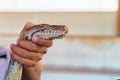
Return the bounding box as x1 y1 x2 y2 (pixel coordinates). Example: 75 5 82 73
0 0 120 80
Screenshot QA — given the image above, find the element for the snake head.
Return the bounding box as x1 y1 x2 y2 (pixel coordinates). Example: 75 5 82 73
23 24 68 40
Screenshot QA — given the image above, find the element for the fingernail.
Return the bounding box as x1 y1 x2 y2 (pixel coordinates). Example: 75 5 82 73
32 36 38 42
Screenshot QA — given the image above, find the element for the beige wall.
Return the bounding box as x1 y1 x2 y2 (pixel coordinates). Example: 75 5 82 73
43 37 120 72
0 12 117 36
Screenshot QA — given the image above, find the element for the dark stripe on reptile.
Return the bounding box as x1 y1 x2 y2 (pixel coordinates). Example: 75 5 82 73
31 29 45 39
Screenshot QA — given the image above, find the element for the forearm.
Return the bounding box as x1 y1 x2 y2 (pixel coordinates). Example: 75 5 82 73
22 62 42 80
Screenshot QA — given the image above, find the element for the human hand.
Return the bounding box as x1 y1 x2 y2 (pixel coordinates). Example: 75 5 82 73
10 22 53 67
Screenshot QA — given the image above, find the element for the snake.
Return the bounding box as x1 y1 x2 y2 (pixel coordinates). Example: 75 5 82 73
6 24 68 80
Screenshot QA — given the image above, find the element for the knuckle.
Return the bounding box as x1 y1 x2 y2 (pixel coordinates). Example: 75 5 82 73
47 40 53 47
50 40 53 46
46 41 53 47
37 55 42 61
43 47 47 53
38 47 47 53
31 62 37 67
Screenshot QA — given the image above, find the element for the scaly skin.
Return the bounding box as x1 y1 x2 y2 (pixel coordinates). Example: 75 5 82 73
6 24 68 80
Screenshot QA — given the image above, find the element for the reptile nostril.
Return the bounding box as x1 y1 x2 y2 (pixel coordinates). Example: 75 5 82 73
63 26 68 34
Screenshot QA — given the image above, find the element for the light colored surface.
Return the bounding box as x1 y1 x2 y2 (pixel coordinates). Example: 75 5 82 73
41 71 120 80
0 12 117 36
0 0 117 11
42 37 120 80
43 38 120 70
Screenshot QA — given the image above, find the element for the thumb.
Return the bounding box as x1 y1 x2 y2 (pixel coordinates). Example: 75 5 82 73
19 22 34 39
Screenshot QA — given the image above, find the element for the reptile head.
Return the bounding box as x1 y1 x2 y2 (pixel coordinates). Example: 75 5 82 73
24 24 68 40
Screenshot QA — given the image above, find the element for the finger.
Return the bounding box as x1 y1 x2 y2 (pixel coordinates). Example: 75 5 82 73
10 44 43 61
17 39 47 53
32 36 53 47
11 51 37 67
19 22 34 39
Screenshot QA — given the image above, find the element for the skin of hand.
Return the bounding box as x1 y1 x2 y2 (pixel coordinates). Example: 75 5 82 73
10 22 53 80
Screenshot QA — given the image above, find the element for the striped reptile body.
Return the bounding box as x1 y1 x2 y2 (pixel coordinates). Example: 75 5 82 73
6 24 68 80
